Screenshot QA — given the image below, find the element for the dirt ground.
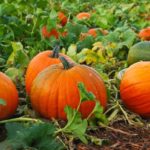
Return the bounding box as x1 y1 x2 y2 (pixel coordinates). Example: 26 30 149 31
77 120 150 150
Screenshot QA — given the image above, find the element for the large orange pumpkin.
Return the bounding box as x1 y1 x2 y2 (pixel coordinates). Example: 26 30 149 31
25 47 72 95
0 72 18 120
120 61 150 118
30 57 107 120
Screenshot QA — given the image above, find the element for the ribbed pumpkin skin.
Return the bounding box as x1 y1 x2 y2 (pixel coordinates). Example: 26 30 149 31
30 64 107 120
0 72 18 120
25 51 71 95
120 62 150 118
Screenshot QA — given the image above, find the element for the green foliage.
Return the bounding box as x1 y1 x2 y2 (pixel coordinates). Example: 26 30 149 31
64 106 88 144
4 122 64 150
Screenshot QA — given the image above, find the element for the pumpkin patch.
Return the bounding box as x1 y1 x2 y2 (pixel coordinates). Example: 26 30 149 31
0 0 150 149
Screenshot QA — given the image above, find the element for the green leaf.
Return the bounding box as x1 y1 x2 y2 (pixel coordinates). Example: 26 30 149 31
5 122 64 150
0 3 16 16
0 98 6 106
90 101 108 125
77 36 94 52
64 106 88 144
7 42 29 68
66 22 88 37
78 82 95 102
5 67 19 82
50 9 57 19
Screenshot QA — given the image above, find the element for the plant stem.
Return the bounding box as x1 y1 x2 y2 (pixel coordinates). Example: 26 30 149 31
51 45 60 58
56 100 82 134
99 123 137 136
117 101 133 125
59 56 71 70
0 117 43 124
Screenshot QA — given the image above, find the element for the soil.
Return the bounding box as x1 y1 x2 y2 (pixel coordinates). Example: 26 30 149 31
0 120 150 150
76 120 150 150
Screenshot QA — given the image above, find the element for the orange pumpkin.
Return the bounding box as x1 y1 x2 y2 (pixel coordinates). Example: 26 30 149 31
25 47 72 95
88 28 97 37
138 27 150 41
58 12 67 26
76 12 91 20
0 72 18 120
30 56 107 120
41 26 59 39
120 61 150 118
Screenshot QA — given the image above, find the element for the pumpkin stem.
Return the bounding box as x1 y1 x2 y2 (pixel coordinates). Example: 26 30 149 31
59 56 71 70
51 45 60 58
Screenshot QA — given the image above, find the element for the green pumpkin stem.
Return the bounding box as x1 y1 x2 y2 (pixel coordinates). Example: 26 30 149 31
59 56 71 70
51 45 60 58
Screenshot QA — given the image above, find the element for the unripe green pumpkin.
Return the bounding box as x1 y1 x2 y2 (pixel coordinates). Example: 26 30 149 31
127 41 150 65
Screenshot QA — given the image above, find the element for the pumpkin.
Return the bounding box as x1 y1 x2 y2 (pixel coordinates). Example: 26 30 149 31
25 47 72 95
120 61 150 118
87 29 97 37
87 28 108 37
0 72 18 120
58 12 67 26
127 41 150 65
41 26 59 39
30 56 107 120
138 27 150 41
76 12 91 20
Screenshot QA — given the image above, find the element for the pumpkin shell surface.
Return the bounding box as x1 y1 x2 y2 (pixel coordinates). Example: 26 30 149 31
138 27 150 41
76 12 91 20
25 51 71 94
120 62 150 118
0 72 18 120
30 64 107 120
127 41 150 65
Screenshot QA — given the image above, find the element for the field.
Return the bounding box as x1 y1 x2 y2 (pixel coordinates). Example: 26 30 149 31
0 0 150 150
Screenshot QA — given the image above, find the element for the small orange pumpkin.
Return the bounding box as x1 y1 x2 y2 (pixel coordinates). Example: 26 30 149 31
41 26 59 39
25 47 72 95
0 72 18 120
30 56 107 120
76 12 91 20
58 12 67 26
88 28 97 37
138 27 150 41
120 61 150 118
